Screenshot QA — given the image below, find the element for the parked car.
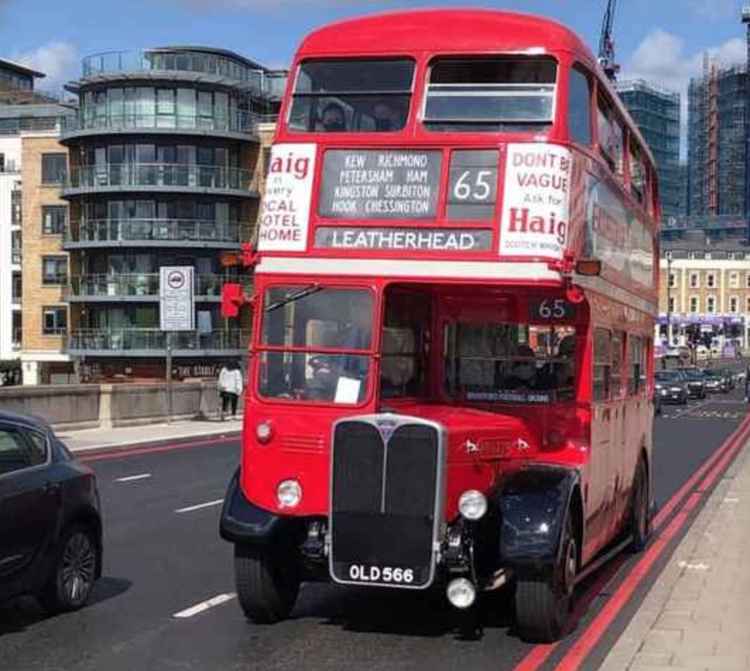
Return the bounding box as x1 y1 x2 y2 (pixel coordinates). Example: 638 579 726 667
701 369 730 394
680 368 707 399
654 370 689 405
0 411 102 612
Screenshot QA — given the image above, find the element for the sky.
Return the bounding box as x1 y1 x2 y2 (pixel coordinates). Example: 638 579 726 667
0 0 748 151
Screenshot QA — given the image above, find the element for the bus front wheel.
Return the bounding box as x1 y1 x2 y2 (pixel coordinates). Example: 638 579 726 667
234 544 300 624
515 515 577 643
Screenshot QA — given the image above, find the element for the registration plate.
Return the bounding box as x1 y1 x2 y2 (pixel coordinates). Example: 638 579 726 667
348 564 416 585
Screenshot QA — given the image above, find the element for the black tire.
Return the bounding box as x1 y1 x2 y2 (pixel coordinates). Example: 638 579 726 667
629 459 650 552
39 524 99 613
234 544 300 624
515 515 577 643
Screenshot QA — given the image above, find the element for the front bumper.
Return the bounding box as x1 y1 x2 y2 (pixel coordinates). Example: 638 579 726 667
658 388 686 403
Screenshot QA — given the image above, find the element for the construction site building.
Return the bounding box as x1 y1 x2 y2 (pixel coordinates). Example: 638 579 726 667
617 79 683 219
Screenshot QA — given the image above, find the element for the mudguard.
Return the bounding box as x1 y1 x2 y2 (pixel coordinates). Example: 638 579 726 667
219 468 300 546
497 465 581 575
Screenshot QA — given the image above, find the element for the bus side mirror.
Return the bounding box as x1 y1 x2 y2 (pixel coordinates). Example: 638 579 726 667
222 283 253 318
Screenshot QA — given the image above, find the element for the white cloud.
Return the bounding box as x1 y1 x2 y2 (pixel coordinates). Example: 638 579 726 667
13 41 79 93
621 30 746 159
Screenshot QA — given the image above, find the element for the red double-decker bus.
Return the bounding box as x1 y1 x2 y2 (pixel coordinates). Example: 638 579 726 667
220 9 659 642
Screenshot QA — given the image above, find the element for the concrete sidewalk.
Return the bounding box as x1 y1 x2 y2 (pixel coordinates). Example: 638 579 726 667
600 439 750 670
58 416 243 453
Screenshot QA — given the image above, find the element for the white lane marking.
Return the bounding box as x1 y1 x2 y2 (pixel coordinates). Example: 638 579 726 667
115 473 152 483
670 400 710 419
175 499 224 514
173 593 236 618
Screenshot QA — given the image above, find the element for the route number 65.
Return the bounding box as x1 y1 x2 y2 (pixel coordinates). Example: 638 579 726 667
453 170 494 201
538 299 569 320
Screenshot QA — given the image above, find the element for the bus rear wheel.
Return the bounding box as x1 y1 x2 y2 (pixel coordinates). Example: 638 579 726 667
515 515 576 643
234 544 300 624
629 459 650 552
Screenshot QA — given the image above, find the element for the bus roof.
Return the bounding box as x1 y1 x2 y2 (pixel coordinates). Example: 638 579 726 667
295 9 656 170
300 9 595 62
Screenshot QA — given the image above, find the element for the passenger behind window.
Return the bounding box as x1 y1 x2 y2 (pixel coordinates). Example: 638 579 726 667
373 102 404 131
320 102 347 132
503 345 538 390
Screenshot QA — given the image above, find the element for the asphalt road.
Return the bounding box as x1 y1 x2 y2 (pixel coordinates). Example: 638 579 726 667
1 384 748 671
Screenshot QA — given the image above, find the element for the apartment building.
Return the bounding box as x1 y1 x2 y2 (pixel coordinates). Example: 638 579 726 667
659 240 750 352
61 46 284 382
19 132 74 384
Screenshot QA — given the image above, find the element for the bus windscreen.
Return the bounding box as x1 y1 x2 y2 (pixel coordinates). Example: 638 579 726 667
288 59 414 133
424 57 556 132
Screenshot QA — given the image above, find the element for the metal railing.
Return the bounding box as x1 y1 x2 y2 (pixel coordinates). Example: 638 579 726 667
61 110 260 136
68 273 230 298
66 219 250 244
69 328 249 352
80 49 284 98
65 163 256 192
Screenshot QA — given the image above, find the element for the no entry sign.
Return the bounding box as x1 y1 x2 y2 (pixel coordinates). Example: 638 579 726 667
160 266 195 331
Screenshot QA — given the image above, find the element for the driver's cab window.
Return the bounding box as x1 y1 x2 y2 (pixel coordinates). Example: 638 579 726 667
380 289 431 398
259 286 373 404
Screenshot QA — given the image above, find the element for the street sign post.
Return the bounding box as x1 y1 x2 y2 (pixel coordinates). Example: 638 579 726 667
160 267 195 423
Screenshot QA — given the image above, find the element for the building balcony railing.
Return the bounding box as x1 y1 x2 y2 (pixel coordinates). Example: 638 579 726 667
65 219 250 247
60 111 261 137
68 328 249 354
11 248 21 264
68 273 231 299
64 163 256 194
80 49 286 99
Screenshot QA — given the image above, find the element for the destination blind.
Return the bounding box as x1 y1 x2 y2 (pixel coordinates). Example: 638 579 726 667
319 150 442 219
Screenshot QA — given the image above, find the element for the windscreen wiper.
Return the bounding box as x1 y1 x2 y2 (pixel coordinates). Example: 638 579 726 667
265 284 321 312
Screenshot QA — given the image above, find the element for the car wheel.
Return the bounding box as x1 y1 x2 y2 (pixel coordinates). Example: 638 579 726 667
629 459 650 552
234 544 300 624
39 524 99 613
515 515 577 643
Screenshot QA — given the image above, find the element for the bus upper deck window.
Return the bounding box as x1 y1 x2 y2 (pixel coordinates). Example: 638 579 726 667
423 57 556 132
629 138 647 205
568 66 592 145
597 95 624 177
287 59 414 133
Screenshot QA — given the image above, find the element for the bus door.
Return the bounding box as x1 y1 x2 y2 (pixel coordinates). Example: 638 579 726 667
610 330 629 533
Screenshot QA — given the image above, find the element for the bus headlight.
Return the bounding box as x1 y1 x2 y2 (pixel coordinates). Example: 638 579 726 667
458 490 487 520
277 480 302 508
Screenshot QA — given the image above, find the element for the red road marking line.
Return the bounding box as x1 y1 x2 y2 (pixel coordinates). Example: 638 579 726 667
513 412 750 671
552 422 750 671
78 434 240 463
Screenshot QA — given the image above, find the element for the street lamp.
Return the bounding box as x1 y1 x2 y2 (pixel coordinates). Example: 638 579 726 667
666 250 673 348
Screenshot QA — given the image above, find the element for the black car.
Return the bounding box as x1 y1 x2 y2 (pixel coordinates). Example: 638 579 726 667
0 411 102 612
654 370 689 405
680 368 707 399
701 369 730 393
716 368 737 390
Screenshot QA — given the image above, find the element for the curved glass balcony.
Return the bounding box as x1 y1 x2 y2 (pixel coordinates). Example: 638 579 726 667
64 219 250 248
68 273 229 300
68 328 249 355
81 49 268 95
60 111 260 138
63 163 256 195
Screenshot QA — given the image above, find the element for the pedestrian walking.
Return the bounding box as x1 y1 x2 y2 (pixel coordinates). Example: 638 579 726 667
218 361 243 421
745 363 750 403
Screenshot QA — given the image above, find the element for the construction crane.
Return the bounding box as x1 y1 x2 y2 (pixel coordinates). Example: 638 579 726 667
598 0 620 81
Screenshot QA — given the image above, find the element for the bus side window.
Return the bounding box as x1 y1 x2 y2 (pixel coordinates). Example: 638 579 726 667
611 331 624 399
597 94 624 179
568 65 592 145
629 138 647 205
593 328 611 401
628 335 643 395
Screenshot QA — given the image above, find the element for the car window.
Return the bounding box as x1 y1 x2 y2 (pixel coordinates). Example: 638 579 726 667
25 431 49 466
0 428 34 475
